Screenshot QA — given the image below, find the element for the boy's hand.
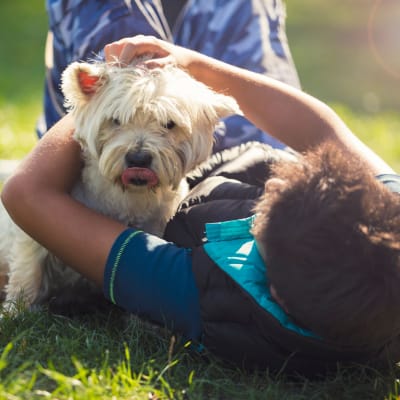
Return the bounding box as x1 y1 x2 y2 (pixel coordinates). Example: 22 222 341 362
104 35 193 70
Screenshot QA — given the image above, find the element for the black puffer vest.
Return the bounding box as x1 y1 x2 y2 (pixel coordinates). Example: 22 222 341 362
164 142 400 376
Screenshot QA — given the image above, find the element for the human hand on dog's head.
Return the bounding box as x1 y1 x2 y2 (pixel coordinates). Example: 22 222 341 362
104 35 194 70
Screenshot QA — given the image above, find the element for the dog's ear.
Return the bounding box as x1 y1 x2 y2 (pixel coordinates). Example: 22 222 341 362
61 62 108 108
77 69 102 96
209 93 242 120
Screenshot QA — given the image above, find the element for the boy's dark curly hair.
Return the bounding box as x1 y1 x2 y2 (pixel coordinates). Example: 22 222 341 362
252 141 400 348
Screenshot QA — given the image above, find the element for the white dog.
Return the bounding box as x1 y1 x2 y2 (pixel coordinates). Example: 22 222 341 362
0 61 240 313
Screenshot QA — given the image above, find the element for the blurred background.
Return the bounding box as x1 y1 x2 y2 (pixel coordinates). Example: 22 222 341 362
0 1 399 168
287 0 399 113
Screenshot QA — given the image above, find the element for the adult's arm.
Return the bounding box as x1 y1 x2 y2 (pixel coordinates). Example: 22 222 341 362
105 35 394 175
1 114 126 286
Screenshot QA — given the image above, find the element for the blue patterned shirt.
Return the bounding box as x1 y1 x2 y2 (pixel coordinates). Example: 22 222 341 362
40 0 300 152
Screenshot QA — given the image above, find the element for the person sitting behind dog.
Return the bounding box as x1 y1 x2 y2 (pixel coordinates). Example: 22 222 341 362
40 0 300 152
3 36 400 376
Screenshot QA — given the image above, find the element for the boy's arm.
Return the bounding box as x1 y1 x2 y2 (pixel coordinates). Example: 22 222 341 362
2 115 201 337
1 115 126 286
105 36 394 175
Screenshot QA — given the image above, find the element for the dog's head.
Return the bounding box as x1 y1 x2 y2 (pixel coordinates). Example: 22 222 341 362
61 61 240 191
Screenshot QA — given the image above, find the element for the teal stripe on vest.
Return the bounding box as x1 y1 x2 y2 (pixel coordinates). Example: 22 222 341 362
203 217 318 339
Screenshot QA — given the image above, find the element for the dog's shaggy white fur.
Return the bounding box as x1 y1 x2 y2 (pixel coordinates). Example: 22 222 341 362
0 61 239 312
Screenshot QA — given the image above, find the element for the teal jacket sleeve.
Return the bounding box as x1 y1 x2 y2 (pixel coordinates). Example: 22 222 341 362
104 229 202 341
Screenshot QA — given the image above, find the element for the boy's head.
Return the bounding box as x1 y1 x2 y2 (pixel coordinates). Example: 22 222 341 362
252 141 400 348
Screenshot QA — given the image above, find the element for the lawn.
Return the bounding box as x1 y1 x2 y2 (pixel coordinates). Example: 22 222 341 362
1 1 400 399
284 0 400 171
0 2 46 159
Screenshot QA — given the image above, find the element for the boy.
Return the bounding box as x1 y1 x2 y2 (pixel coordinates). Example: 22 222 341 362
3 36 400 375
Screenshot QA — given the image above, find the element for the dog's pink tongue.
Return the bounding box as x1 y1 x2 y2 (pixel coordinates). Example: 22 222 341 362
121 167 159 188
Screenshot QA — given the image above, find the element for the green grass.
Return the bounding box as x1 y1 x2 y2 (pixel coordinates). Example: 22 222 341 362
330 105 400 171
284 0 400 171
285 0 400 113
1 2 400 399
0 1 46 159
0 307 399 399
0 101 40 159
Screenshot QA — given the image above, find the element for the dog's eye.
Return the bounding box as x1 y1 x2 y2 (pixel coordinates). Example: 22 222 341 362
163 120 176 130
112 118 121 126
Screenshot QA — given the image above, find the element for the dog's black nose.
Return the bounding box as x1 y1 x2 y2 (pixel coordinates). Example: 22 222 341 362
125 151 152 168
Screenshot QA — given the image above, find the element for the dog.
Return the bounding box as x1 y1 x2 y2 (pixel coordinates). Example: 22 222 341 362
0 61 240 313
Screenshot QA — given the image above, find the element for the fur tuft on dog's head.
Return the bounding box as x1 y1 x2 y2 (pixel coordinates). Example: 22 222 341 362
61 61 240 190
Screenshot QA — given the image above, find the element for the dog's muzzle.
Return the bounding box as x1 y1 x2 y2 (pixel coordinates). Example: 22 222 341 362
121 151 159 188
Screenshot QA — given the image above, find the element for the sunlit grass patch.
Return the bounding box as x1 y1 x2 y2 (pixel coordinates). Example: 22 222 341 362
0 308 398 399
0 101 38 159
332 104 400 171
